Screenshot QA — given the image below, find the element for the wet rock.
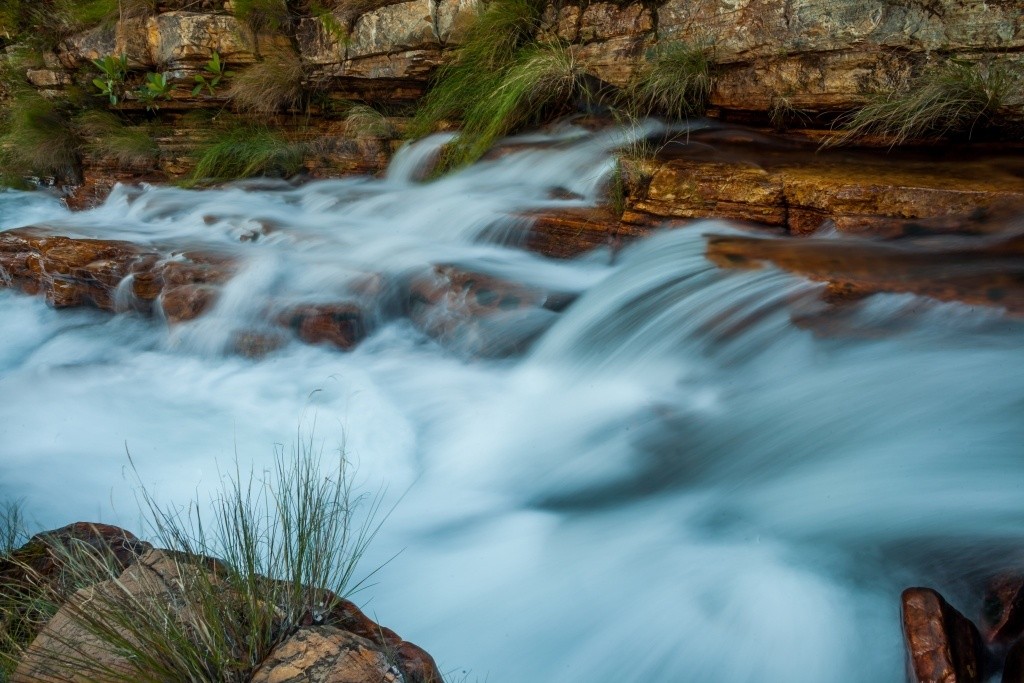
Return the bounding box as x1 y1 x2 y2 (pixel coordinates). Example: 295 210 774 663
902 587 984 683
983 574 1024 645
626 154 1024 236
1002 638 1024 683
282 303 368 350
705 227 1024 315
526 206 646 258
160 283 221 323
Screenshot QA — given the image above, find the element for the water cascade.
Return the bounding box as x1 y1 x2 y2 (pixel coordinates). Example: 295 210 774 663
2 125 1023 682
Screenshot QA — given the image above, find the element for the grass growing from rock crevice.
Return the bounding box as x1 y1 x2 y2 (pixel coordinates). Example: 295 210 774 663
188 121 307 184
0 91 81 183
75 110 159 167
0 437 384 682
625 41 713 120
227 52 306 115
830 60 1009 146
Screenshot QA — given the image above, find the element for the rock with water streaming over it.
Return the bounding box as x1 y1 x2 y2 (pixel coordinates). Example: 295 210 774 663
902 587 985 683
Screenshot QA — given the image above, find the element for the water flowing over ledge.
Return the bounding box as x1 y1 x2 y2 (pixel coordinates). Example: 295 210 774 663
2 126 1024 682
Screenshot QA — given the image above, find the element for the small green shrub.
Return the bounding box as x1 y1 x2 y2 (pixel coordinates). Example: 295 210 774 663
138 72 173 111
193 51 234 97
0 91 80 182
625 41 713 120
227 52 304 115
75 110 158 167
91 54 128 105
189 122 306 183
830 59 1009 146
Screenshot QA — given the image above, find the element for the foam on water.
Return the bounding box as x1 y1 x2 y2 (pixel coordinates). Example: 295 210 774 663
1 125 1023 682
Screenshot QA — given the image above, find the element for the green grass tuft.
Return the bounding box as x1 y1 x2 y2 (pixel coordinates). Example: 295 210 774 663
74 110 158 168
188 122 306 184
446 42 583 167
0 91 80 183
227 52 305 115
341 102 396 138
830 60 1008 146
625 41 713 120
409 0 543 141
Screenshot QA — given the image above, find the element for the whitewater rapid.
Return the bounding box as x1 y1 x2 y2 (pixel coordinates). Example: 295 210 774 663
2 125 1024 682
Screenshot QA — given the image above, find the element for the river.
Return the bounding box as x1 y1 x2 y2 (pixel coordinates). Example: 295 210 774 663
2 125 1023 682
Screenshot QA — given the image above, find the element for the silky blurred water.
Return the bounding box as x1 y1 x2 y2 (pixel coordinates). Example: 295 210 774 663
2 126 1023 682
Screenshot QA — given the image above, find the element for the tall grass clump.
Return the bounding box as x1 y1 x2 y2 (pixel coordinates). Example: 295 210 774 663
412 0 596 170
0 502 26 558
74 110 158 167
227 52 305 115
189 122 306 184
342 102 396 137
0 438 384 682
409 0 546 158
0 91 80 181
625 41 713 120
830 60 1009 146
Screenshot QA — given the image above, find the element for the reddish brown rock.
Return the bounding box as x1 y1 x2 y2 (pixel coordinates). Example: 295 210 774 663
902 587 985 683
983 574 1024 645
249 627 404 683
705 227 1024 315
525 207 639 258
282 304 368 350
160 283 220 323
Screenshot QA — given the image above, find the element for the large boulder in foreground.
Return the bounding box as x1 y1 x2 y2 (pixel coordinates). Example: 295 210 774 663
6 534 441 683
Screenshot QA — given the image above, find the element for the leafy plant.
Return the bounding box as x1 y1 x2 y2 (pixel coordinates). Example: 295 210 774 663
625 40 713 120
91 53 128 105
829 59 1009 146
188 122 306 184
227 52 304 115
137 71 173 111
192 51 234 97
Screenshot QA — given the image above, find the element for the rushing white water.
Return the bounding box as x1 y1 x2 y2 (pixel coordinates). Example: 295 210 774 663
2 126 1024 682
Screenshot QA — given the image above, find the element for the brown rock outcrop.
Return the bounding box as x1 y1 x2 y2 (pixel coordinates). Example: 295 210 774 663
8 543 441 683
902 587 985 683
